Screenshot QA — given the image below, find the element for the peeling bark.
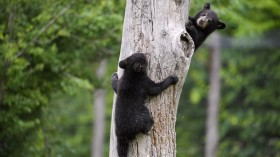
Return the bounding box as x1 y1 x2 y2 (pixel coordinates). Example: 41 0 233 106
110 0 194 156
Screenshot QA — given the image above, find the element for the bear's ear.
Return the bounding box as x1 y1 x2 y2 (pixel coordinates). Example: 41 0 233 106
119 59 127 69
217 21 226 29
204 3 211 9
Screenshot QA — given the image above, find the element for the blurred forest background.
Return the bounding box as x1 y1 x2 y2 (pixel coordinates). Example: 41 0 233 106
0 0 279 157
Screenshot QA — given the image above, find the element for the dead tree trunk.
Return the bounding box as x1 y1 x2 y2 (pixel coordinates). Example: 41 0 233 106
109 0 194 156
92 59 107 157
205 32 221 157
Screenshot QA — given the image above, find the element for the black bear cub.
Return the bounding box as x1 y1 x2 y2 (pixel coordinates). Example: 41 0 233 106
111 53 179 157
186 3 226 51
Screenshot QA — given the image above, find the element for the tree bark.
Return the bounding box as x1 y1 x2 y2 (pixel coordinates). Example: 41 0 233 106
109 0 194 156
205 32 221 157
92 59 107 157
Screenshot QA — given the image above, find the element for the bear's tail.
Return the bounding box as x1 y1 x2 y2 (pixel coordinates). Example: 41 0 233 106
117 137 130 157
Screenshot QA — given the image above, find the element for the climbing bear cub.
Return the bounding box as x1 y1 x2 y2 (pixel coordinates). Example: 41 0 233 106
186 3 226 51
111 53 179 157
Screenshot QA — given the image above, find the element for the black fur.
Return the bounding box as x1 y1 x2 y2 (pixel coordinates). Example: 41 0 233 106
185 3 226 51
111 53 179 157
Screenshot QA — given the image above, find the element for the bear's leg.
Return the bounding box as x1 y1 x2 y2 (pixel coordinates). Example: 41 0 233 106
141 113 154 135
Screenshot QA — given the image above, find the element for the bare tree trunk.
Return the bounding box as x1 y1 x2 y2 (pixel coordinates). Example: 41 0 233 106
205 32 221 157
92 59 107 157
109 0 194 156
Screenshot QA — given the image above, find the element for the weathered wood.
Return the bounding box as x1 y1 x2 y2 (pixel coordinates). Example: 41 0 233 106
110 0 194 156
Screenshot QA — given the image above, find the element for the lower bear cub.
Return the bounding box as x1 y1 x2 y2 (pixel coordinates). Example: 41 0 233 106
186 3 226 51
111 53 179 157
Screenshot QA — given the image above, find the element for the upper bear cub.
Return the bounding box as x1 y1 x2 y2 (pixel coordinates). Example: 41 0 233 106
186 3 226 51
111 53 179 157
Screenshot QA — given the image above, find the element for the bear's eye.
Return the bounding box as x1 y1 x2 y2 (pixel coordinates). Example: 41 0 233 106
208 19 213 23
201 13 207 16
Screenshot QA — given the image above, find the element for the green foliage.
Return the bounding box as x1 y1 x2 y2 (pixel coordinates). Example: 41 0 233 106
0 0 123 156
218 34 280 156
215 0 280 36
44 90 93 157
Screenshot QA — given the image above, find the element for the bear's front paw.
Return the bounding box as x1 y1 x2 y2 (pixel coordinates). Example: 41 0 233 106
186 21 196 34
170 75 179 85
185 20 194 29
112 72 118 79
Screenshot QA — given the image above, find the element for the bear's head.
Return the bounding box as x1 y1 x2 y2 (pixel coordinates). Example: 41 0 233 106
194 3 226 32
119 53 148 73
